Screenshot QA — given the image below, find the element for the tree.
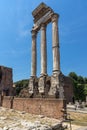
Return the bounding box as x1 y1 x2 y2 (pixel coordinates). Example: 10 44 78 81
84 78 87 84
68 72 78 81
77 76 84 84
76 84 85 101
68 72 86 101
15 79 29 96
84 84 87 96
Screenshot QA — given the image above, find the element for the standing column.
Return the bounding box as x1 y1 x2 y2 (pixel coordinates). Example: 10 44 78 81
52 13 60 74
31 29 37 77
40 24 47 75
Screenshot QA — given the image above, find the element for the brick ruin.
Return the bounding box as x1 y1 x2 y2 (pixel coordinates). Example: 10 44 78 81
0 66 13 96
2 97 66 119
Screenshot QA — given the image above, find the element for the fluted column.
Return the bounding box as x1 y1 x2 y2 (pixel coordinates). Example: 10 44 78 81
40 24 47 75
31 30 37 77
52 13 60 74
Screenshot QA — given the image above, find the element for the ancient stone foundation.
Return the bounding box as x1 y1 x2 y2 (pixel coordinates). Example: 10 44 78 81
1 96 66 119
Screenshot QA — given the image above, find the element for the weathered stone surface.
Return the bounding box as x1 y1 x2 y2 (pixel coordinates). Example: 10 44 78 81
28 78 35 94
31 30 37 77
28 2 73 103
0 107 63 130
38 76 46 93
0 66 13 96
40 23 47 75
32 3 54 28
52 13 60 73
49 74 60 97
49 72 64 98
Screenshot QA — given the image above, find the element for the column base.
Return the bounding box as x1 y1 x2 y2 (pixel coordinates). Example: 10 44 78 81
48 72 64 99
28 76 36 94
38 75 46 94
48 73 59 98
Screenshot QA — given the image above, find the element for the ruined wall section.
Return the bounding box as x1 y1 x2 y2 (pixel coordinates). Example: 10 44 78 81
0 66 13 96
1 96 66 119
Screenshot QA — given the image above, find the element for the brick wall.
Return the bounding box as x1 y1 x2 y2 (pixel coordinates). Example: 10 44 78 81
0 66 13 96
2 96 11 109
1 96 66 119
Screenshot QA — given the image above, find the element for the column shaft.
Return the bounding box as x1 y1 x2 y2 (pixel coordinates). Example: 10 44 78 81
31 30 37 76
52 13 60 73
41 24 47 75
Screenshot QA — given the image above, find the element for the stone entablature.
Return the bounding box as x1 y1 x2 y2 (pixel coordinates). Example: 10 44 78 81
32 2 54 24
32 3 54 31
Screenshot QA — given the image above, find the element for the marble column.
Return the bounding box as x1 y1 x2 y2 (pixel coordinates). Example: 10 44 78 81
40 24 47 75
52 13 60 74
31 29 37 77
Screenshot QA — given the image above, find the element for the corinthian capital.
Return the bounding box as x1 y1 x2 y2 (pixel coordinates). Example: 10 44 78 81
41 23 47 30
51 13 59 23
31 29 37 39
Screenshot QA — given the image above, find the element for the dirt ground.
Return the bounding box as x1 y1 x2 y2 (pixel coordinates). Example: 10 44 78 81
63 111 87 130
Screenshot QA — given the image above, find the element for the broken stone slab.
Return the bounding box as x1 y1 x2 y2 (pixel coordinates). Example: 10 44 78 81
35 127 51 130
9 109 15 113
21 111 26 114
21 120 35 129
37 126 52 130
9 127 21 130
52 123 62 130
34 121 41 127
8 122 21 128
3 126 9 130
9 128 14 130
38 115 45 118
0 117 7 120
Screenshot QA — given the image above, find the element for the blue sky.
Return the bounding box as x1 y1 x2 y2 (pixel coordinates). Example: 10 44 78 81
0 0 87 82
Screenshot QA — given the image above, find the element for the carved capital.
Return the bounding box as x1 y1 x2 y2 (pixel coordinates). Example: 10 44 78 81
51 13 59 23
31 29 37 39
41 23 47 30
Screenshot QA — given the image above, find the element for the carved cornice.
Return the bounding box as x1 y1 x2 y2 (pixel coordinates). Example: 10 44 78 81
32 2 47 17
32 2 54 23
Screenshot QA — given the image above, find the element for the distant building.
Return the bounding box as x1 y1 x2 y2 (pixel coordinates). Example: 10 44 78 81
0 66 13 96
